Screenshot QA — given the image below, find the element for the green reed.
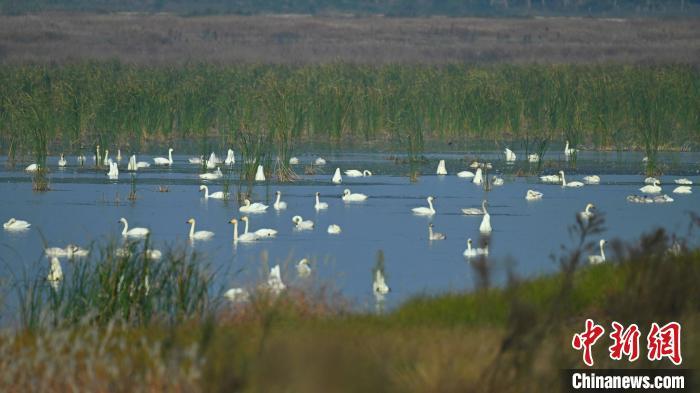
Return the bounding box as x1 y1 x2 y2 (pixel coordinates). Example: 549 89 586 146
1 64 698 159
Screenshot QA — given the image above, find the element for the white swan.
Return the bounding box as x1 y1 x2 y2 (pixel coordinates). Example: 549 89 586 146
412 196 436 216
186 218 214 241
273 191 287 210
297 258 312 278
45 247 68 258
462 200 486 215
289 157 300 165
313 192 329 210
266 265 286 295
463 239 488 258
315 157 327 165
225 149 235 165
492 176 504 186
3 218 31 231
224 288 250 303
479 202 492 235
58 154 67 167
342 189 368 202
644 177 659 185
472 168 483 185
25 163 38 172
205 159 216 169
436 159 447 175
77 154 85 166
525 189 543 200
102 149 110 166
292 215 314 230
153 148 173 166
255 165 266 182
199 185 227 200
242 216 277 238
239 199 268 213
47 257 63 290
107 162 119 180
673 186 692 194
116 149 122 163
229 218 257 243
136 159 150 168
428 223 446 240
528 153 540 163
373 270 389 295
565 140 577 157
118 218 149 238
209 152 222 164
94 145 101 164
327 224 342 234
127 155 137 171
188 156 203 164
674 178 692 185
579 203 595 220
540 174 561 183
560 171 584 188
199 167 223 180
588 239 606 264
456 170 475 178
332 168 342 184
504 148 516 162
66 244 89 258
639 180 662 194
344 169 372 177
583 175 601 184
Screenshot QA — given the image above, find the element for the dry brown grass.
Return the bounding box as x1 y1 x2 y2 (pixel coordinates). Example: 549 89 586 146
0 12 699 65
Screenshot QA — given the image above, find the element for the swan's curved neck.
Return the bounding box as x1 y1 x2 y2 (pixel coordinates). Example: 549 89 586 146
600 243 606 260
565 141 569 150
202 186 208 198
168 149 173 163
316 194 320 205
467 241 473 252
121 221 128 236
275 193 281 205
244 220 249 234
482 201 488 214
233 222 238 242
428 226 433 236
428 199 434 212
189 220 196 238
585 205 592 214
561 173 567 186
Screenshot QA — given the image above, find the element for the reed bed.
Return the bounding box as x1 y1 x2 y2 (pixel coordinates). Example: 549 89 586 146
1 64 698 170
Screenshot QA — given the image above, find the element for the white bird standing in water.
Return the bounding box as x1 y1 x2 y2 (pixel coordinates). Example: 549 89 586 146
292 215 314 230
579 203 595 220
560 171 584 188
199 185 227 200
314 192 329 210
327 224 342 234
255 165 266 181
457 170 475 178
153 148 174 166
436 160 447 175
118 218 149 238
273 191 287 210
479 201 492 235
412 196 436 216
373 269 389 296
4 218 31 231
342 189 368 202
242 216 277 238
127 155 137 171
186 218 214 241
332 168 342 184
639 180 662 194
504 148 516 162
473 168 483 185
673 186 692 194
266 265 286 295
525 189 543 200
583 175 601 184
315 157 326 165
229 218 257 243
462 200 487 215
565 140 577 157
297 258 312 278
225 149 235 165
107 162 119 180
47 257 63 290
58 154 67 167
588 239 607 264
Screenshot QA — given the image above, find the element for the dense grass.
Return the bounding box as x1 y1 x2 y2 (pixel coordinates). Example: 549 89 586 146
1 216 699 391
1 64 699 168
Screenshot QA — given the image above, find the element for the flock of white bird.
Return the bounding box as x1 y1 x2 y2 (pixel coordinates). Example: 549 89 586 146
5 140 696 301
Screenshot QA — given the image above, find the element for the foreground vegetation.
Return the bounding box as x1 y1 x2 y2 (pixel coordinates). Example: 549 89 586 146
1 215 698 391
2 64 699 171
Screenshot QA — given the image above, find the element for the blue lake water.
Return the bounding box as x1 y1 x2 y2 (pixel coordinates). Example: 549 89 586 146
1 150 699 315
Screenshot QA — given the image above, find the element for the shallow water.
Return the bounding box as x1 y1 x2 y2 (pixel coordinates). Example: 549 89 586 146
1 150 699 313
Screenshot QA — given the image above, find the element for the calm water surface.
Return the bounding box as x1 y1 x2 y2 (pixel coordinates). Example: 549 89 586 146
1 150 699 313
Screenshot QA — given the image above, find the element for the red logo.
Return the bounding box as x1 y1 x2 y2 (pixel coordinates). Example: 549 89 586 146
647 322 682 365
572 319 606 366
608 322 640 362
